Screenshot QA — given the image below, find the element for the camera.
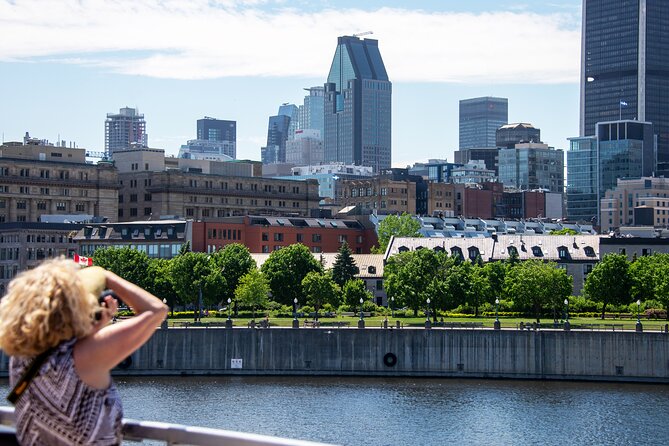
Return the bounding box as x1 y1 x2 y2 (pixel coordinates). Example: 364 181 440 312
95 290 118 321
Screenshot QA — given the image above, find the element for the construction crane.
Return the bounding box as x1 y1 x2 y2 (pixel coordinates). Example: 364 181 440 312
352 31 373 38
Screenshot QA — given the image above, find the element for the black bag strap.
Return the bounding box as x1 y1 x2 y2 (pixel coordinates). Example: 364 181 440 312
7 348 55 404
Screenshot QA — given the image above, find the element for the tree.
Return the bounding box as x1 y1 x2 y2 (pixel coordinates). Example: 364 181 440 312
210 243 256 310
342 279 372 309
372 213 422 254
261 244 322 306
170 252 226 321
146 258 179 314
331 242 359 287
505 260 571 323
302 271 341 320
483 261 507 301
235 269 270 320
92 246 151 290
179 241 191 255
583 253 632 318
549 228 579 236
384 249 448 316
632 253 669 319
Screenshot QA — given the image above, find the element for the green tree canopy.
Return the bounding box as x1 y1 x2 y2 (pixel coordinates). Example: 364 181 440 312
384 249 449 316
583 253 632 318
210 243 256 306
549 228 579 235
260 244 322 306
302 271 341 319
170 252 226 320
331 242 359 287
372 213 422 254
505 260 571 322
146 258 179 311
92 246 151 290
342 279 373 309
235 268 270 319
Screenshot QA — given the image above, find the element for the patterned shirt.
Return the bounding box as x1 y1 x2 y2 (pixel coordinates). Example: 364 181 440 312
9 339 123 445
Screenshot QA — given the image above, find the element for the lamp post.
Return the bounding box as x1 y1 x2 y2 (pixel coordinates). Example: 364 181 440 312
391 296 395 318
225 297 233 329
564 298 570 331
425 298 431 329
636 299 643 332
161 298 168 329
494 298 500 330
358 297 365 329
292 298 299 329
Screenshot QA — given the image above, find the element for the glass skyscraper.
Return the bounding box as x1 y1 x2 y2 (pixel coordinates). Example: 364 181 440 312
459 97 508 150
195 117 236 159
566 136 598 222
581 0 669 175
324 36 391 172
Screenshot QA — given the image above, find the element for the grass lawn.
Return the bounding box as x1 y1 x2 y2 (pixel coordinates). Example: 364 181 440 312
166 315 669 331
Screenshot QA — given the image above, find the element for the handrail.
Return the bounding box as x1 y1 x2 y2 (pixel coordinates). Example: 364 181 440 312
0 407 334 446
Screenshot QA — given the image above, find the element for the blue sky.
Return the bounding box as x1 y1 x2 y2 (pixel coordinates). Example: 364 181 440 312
0 0 583 167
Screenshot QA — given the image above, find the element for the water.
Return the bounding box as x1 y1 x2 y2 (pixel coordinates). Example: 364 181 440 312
1 376 669 445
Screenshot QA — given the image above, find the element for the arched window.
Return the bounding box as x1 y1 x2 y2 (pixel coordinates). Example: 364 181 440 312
531 246 543 257
398 246 409 253
468 247 480 261
450 247 463 260
507 246 518 257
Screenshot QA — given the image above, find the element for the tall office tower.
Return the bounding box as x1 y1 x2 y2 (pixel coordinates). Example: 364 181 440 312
453 147 500 175
261 114 291 164
496 123 541 149
581 0 669 175
286 129 324 165
324 36 392 172
299 86 325 135
278 104 299 141
196 117 236 157
498 143 564 193
567 120 655 224
459 97 508 149
104 107 147 155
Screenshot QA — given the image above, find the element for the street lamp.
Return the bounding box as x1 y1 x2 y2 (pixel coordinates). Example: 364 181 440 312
161 298 168 329
391 296 395 318
227 298 232 320
359 297 364 321
358 297 365 329
293 298 299 329
564 298 570 331
494 298 500 330
425 298 431 329
636 299 643 332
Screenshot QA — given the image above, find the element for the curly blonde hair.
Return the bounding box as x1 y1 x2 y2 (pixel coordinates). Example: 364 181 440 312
0 258 98 357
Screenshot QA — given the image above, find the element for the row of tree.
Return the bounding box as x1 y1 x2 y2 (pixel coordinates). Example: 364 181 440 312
92 242 372 319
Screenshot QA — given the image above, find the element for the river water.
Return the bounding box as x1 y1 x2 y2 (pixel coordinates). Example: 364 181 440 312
2 376 669 445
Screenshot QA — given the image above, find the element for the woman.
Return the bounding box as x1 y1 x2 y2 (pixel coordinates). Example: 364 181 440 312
0 258 168 445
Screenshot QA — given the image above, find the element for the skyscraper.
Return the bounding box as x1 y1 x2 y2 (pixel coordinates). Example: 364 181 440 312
261 113 291 164
324 36 391 172
580 0 669 175
184 117 237 159
104 107 147 155
299 86 325 136
459 97 508 150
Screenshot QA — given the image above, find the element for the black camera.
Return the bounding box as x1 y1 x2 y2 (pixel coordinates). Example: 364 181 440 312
95 290 118 321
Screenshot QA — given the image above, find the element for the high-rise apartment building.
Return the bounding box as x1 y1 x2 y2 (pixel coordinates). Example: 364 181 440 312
580 0 669 175
104 107 147 155
496 123 541 149
459 97 508 150
324 36 392 172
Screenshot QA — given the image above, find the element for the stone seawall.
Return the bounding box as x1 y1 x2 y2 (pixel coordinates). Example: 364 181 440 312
2 328 668 382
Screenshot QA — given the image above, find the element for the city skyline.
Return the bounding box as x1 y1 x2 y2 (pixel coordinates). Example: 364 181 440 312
0 1 582 167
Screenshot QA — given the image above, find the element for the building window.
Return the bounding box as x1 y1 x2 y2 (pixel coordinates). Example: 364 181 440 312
558 246 569 259
312 246 322 253
274 233 284 242
75 203 85 212
130 194 137 202
144 207 152 216
339 235 348 243
145 194 152 201
262 233 269 241
312 234 321 242
130 208 138 217
186 208 194 217
296 233 303 242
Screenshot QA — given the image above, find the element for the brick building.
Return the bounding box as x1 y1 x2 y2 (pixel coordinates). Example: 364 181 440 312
192 216 377 254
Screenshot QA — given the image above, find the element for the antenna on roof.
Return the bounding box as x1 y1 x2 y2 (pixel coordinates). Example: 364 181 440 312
352 31 373 38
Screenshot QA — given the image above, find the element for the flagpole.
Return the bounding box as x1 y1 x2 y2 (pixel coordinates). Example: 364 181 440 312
619 101 622 120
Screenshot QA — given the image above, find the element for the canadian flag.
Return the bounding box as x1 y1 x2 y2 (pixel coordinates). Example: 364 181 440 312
73 254 93 267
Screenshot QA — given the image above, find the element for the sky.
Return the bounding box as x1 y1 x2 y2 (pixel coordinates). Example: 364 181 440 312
0 0 583 167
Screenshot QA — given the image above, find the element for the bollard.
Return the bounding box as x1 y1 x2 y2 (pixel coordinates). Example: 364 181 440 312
519 322 524 331
383 319 388 329
494 320 501 330
225 319 233 329
425 319 431 329
396 320 401 329
292 319 299 329
358 319 365 329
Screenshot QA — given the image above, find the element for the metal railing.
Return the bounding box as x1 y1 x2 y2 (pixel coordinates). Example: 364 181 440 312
0 406 334 446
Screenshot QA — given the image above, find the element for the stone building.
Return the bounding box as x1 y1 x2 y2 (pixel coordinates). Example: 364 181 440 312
0 143 118 223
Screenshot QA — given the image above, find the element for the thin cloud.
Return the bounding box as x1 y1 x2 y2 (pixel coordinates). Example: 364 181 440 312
0 1 580 84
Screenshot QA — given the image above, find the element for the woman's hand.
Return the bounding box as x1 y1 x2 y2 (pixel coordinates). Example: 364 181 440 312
91 294 119 333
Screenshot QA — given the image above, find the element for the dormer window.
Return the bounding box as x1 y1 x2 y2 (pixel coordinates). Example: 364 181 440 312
558 246 569 259
398 246 409 253
468 247 480 261
532 246 543 257
507 246 518 257
584 246 596 257
132 229 139 237
433 246 445 253
450 247 463 260
368 266 376 274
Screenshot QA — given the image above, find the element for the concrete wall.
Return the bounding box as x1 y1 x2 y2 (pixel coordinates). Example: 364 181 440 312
2 329 668 382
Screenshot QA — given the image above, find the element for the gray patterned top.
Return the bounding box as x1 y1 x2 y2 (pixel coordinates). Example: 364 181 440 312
10 338 123 445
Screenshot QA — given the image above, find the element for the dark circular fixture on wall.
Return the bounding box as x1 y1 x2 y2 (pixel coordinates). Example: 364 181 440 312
383 352 397 367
